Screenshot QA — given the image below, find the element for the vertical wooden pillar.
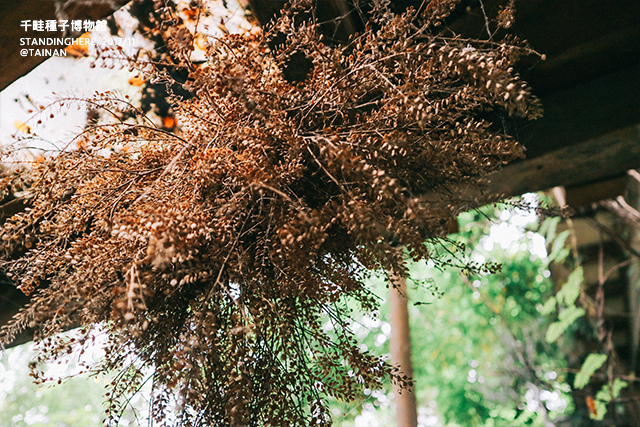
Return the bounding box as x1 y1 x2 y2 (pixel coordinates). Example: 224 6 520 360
626 171 640 374
390 274 418 427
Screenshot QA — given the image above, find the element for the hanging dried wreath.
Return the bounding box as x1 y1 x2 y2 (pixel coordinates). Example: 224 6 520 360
0 0 542 425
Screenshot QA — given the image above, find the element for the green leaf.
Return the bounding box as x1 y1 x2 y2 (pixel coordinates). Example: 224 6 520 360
596 387 612 404
545 306 585 343
538 217 560 243
547 229 570 262
592 399 608 421
595 378 628 403
558 305 585 323
540 296 557 316
557 267 583 306
545 322 563 343
590 378 628 421
611 378 629 397
574 353 607 389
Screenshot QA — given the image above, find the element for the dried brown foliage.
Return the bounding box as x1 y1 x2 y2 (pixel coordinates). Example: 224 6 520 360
1 1 542 425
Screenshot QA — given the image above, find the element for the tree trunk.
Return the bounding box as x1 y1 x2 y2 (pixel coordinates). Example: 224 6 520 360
390 274 418 427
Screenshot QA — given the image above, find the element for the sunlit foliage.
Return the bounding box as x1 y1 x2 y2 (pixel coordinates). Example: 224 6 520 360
326 205 577 426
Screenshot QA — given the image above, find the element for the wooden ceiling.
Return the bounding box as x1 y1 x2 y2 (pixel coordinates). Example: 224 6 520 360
0 0 131 91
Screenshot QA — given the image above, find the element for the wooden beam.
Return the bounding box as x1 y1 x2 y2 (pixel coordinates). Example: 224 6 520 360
0 277 33 349
564 176 629 209
484 124 640 201
521 63 640 158
0 0 130 91
0 1 57 91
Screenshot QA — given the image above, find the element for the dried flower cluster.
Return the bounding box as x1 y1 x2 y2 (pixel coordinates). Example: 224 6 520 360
1 1 542 425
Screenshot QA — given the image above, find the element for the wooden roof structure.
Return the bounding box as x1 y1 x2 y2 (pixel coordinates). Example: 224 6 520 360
1 0 640 347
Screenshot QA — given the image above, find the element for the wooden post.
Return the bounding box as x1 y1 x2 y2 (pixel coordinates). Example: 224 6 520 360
390 274 418 427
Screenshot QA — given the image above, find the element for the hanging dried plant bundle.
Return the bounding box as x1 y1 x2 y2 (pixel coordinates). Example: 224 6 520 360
0 1 542 425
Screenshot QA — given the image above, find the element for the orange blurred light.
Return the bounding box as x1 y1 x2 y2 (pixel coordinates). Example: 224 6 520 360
163 116 177 129
65 32 91 58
